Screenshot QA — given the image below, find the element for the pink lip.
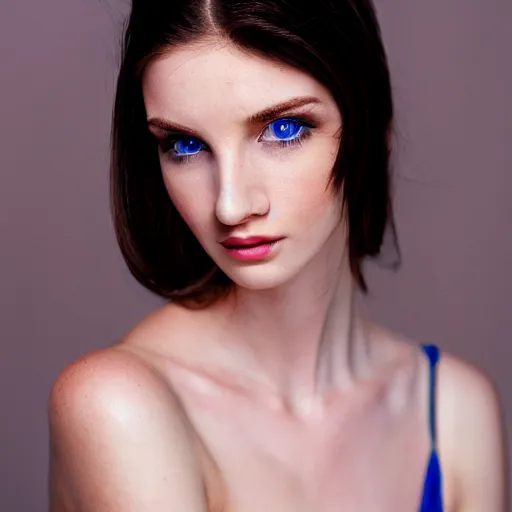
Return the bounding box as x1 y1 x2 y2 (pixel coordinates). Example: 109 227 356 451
220 235 283 248
220 236 284 261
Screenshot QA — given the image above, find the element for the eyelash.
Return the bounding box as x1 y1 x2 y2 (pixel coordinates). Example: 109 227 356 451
159 116 315 165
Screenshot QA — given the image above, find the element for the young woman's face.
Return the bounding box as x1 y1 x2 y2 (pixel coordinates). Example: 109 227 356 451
143 40 345 290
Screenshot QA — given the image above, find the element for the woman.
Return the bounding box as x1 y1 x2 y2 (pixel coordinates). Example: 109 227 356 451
48 0 507 510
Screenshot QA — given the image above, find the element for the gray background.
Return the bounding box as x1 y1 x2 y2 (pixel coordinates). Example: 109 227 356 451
1 0 510 509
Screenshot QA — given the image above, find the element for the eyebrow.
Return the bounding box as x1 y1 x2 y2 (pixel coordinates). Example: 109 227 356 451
147 95 322 135
248 95 321 123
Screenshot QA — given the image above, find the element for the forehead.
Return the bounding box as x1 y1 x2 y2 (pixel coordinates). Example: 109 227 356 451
142 41 334 120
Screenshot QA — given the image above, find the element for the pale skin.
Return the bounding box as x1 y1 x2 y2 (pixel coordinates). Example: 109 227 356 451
48 38 508 511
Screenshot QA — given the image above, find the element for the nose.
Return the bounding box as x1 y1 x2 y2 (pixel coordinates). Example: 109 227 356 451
214 153 269 226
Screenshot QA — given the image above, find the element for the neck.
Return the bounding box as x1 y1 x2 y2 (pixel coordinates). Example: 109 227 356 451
213 230 377 416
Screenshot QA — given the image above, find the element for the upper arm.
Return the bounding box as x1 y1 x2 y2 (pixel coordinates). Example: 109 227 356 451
48 349 207 512
445 360 509 512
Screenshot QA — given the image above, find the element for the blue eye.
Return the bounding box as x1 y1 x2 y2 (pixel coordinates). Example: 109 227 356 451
259 118 312 148
173 137 204 156
270 119 305 140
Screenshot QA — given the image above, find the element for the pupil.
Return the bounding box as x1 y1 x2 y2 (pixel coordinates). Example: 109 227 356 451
186 139 199 151
275 120 296 139
177 138 201 154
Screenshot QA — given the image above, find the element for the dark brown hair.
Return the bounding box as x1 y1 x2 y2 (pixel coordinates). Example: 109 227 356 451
110 0 397 308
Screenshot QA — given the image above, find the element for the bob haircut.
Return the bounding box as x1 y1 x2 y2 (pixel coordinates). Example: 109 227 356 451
110 0 397 308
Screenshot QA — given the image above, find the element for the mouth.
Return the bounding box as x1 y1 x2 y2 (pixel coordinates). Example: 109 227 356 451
222 240 279 249
220 237 285 261
220 236 284 249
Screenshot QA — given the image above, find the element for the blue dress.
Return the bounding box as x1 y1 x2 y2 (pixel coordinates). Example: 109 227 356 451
419 344 443 511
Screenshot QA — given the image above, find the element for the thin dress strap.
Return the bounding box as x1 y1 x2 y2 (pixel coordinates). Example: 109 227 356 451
422 344 440 447
419 344 443 512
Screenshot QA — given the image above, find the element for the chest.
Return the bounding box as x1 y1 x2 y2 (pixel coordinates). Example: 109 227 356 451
179 382 434 512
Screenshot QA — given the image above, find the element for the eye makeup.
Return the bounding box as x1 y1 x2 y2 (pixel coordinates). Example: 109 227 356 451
154 114 318 165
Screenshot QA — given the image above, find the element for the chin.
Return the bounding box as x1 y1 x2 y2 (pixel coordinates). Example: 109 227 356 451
215 259 306 292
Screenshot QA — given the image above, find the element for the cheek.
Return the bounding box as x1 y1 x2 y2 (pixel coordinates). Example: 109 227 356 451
160 168 213 235
290 179 340 230
274 149 341 228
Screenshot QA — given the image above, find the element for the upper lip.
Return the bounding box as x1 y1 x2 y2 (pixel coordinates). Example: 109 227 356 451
220 235 284 248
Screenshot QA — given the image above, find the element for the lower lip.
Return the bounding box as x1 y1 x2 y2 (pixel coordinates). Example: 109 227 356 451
222 239 283 261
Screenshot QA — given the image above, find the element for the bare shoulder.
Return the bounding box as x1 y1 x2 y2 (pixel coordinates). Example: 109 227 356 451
435 350 508 511
436 350 503 418
48 344 184 425
119 301 214 358
435 350 505 452
48 344 207 512
364 323 508 510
